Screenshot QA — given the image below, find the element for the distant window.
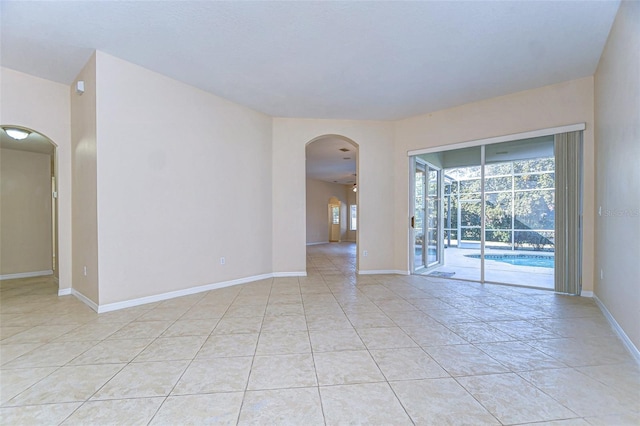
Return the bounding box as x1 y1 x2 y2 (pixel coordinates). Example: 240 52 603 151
350 205 357 230
332 206 340 224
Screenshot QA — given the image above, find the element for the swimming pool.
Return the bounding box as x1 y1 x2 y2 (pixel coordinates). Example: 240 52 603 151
465 254 554 268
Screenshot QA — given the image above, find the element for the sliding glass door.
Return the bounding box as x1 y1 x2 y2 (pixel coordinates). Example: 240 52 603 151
412 159 442 272
483 139 555 288
425 164 441 267
429 148 482 281
413 161 426 271
410 134 581 292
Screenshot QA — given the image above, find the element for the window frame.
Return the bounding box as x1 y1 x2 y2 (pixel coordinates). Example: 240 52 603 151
349 204 357 231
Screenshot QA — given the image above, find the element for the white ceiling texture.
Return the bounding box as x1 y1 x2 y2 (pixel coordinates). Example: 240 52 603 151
0 1 620 183
306 137 358 185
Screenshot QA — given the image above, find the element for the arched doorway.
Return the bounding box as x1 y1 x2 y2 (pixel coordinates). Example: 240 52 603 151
0 125 59 286
305 135 359 273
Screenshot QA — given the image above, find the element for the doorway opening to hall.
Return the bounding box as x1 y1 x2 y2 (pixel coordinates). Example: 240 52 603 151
305 135 359 275
0 125 60 292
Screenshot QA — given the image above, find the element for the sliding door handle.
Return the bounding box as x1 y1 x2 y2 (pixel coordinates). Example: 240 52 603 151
411 216 415 228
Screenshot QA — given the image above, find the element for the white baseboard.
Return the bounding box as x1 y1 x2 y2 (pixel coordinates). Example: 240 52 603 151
357 269 408 275
71 288 99 313
593 295 640 363
95 272 304 313
306 241 329 246
0 270 53 280
57 271 311 314
273 272 307 277
97 273 273 313
580 290 594 297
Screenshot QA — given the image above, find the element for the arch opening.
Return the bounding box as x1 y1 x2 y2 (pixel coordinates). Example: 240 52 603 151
0 125 59 288
305 134 359 274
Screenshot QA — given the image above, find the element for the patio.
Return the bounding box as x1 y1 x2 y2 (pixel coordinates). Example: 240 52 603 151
420 247 554 290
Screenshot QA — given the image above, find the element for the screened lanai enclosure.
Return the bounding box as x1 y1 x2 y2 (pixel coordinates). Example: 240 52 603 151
410 131 583 294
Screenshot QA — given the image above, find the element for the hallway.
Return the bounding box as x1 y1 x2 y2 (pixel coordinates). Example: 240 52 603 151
306 242 356 277
1 248 639 424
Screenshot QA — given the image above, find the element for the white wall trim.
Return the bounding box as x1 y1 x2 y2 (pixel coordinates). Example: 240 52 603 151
58 288 72 296
593 295 640 363
273 272 307 277
97 273 275 313
358 269 409 275
408 123 586 156
0 270 53 280
93 272 302 313
71 289 99 313
580 290 594 297
306 241 329 246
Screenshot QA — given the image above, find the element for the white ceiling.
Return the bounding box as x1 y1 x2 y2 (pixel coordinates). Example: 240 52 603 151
0 1 619 122
0 1 619 184
306 137 357 185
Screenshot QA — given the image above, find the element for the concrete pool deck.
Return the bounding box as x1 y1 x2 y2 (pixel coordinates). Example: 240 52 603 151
420 247 554 290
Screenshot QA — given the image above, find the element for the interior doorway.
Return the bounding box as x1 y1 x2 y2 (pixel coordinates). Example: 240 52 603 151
305 135 359 273
0 125 59 283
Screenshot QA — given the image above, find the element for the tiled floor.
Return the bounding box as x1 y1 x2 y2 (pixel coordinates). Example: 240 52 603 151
1 242 638 425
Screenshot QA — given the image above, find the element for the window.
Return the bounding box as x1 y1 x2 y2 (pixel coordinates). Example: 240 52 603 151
331 206 340 225
443 156 555 251
350 205 357 230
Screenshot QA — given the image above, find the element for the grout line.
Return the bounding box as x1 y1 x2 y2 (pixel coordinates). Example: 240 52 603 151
301 273 328 425
234 276 273 425
2 248 638 424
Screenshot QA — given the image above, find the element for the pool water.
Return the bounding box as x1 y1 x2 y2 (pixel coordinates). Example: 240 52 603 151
465 254 554 268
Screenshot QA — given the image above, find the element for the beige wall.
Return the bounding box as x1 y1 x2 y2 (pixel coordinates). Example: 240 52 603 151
3 44 631 356
306 179 351 244
273 119 395 274
394 77 596 290
0 149 52 275
0 67 72 290
70 53 100 304
94 52 273 305
594 1 640 350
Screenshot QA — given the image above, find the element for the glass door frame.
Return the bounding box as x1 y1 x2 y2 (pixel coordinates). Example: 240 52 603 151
410 158 426 273
408 124 586 291
425 161 443 269
410 157 444 274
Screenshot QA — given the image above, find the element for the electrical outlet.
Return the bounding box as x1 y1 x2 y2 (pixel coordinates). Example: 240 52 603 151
220 257 225 265
83 266 87 276
600 269 604 280
363 250 368 257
